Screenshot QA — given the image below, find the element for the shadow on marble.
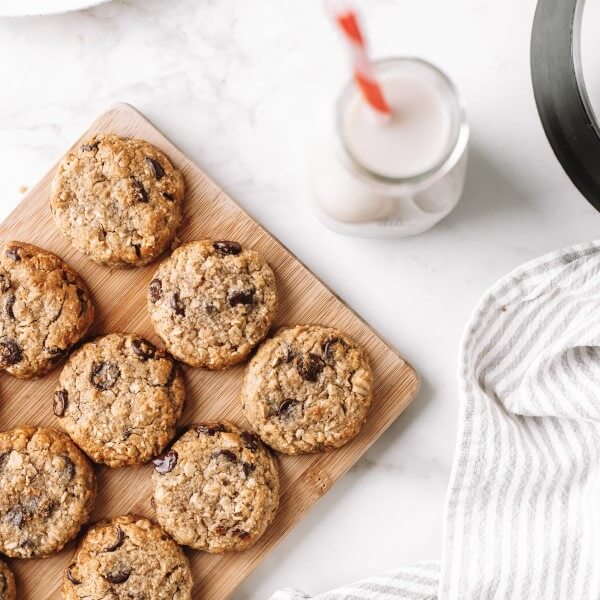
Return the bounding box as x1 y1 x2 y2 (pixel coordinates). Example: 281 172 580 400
355 375 437 471
442 144 533 229
305 144 535 259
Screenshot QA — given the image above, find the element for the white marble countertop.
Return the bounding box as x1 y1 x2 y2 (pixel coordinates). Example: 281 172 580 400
1 0 599 597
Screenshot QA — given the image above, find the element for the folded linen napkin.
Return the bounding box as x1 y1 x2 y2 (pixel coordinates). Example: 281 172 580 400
272 240 600 599
270 562 440 600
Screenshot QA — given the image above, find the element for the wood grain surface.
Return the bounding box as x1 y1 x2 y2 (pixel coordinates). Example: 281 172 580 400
0 103 420 599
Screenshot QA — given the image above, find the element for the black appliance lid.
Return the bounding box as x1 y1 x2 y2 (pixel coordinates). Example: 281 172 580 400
531 0 600 210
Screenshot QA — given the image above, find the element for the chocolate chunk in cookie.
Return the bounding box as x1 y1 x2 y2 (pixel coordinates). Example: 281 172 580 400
51 134 185 268
147 240 277 369
62 515 192 600
56 334 185 468
152 422 279 553
0 427 96 558
241 325 373 454
0 242 94 378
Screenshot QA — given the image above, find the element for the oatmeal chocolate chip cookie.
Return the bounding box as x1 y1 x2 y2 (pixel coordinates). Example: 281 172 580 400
62 514 193 600
55 333 185 468
51 134 185 268
0 427 96 558
0 559 16 600
147 240 278 370
152 421 279 553
0 241 94 378
241 325 373 454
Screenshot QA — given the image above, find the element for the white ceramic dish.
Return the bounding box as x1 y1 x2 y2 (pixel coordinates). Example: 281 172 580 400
0 0 110 16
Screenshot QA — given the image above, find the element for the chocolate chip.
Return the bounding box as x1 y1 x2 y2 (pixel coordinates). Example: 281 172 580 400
133 244 142 258
66 565 81 585
131 338 155 361
278 399 300 418
323 337 347 361
196 424 226 436
54 389 68 417
105 568 131 584
146 157 165 180
240 431 259 451
212 449 237 462
149 278 162 302
104 526 125 552
0 274 10 293
170 292 185 316
18 539 35 551
133 179 148 202
242 462 256 477
228 289 255 307
5 293 15 321
5 506 23 527
0 338 22 366
298 353 325 382
90 361 120 390
152 450 178 474
231 528 250 540
80 141 99 152
163 192 175 202
213 241 242 256
284 344 295 363
205 302 218 315
0 452 9 472
76 287 88 315
5 247 20 261
47 347 67 362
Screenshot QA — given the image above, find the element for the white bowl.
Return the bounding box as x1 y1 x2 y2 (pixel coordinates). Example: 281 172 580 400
0 0 111 16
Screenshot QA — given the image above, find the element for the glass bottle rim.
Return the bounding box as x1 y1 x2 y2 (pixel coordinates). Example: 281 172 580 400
335 57 469 187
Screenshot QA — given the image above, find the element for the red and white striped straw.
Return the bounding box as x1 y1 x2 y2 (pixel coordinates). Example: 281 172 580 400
325 0 392 117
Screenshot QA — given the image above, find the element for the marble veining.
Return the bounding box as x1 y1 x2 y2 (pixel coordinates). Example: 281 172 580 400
1 0 599 597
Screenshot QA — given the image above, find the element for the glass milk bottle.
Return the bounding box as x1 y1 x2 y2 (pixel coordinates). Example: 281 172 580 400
311 58 469 237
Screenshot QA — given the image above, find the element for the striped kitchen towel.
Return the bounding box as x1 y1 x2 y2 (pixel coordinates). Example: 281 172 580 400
272 239 600 599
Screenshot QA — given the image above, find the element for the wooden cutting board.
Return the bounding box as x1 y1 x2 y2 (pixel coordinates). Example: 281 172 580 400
0 103 420 599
